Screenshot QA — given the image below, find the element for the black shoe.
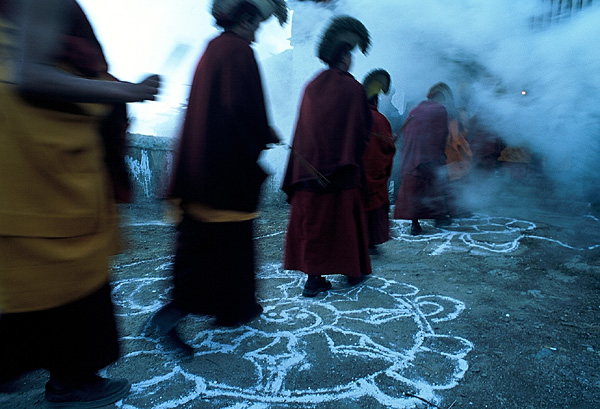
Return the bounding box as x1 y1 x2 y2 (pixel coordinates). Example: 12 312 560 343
143 320 194 360
302 276 332 297
347 274 370 287
410 221 422 235
45 375 130 408
240 302 263 324
141 304 187 339
161 328 194 360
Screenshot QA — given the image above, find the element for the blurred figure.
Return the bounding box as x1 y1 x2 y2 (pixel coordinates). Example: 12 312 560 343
467 115 505 175
433 82 473 217
282 16 372 297
393 83 451 235
0 0 160 407
144 0 287 353
498 145 534 180
361 69 396 255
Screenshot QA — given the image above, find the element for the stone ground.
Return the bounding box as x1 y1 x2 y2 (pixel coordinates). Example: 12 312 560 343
1 177 599 409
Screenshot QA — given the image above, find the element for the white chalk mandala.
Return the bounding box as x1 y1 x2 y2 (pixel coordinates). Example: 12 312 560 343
391 213 600 254
108 260 472 409
105 212 598 408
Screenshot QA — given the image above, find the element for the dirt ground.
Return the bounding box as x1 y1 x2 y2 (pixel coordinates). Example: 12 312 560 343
1 177 599 409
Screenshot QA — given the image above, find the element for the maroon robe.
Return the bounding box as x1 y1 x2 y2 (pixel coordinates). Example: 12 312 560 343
164 31 276 321
168 31 276 212
282 69 372 194
393 100 450 220
282 68 372 278
364 105 396 211
363 105 396 245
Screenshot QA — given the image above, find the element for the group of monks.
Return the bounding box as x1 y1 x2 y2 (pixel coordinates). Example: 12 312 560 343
0 1 512 407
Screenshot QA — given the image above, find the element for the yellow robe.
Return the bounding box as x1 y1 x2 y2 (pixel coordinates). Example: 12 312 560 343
0 17 118 313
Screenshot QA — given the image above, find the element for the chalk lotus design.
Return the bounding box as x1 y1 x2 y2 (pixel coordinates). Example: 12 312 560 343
110 266 472 409
108 213 598 408
392 213 599 254
394 214 536 254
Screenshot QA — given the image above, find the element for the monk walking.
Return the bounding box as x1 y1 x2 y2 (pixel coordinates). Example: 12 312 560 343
144 0 287 354
282 16 372 297
393 83 451 235
362 69 397 255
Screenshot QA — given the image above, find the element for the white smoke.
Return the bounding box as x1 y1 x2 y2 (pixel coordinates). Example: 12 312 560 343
79 0 600 201
263 0 600 201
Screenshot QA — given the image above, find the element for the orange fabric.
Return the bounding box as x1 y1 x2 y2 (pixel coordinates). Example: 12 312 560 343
445 112 473 181
498 146 532 163
166 200 259 223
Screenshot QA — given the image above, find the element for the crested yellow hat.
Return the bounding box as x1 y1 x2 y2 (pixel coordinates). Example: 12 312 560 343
363 69 391 99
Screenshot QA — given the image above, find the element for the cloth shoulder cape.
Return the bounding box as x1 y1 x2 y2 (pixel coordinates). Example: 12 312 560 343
282 68 371 195
168 32 275 213
399 100 448 176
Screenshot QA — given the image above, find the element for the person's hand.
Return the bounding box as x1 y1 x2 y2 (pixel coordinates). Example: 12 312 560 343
128 74 161 102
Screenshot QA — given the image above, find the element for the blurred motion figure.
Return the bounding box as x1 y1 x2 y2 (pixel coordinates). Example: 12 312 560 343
144 0 287 354
0 0 160 407
393 83 451 235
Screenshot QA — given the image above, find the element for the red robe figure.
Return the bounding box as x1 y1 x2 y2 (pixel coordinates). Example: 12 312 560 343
282 16 373 297
393 84 451 235
144 0 288 354
361 69 396 255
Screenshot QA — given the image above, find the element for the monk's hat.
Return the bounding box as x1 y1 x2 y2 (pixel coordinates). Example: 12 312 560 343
211 0 288 26
317 15 371 64
363 69 391 99
427 82 454 102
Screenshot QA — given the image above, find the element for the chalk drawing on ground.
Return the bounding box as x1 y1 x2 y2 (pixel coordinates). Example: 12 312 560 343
109 260 472 409
391 213 600 254
105 213 597 408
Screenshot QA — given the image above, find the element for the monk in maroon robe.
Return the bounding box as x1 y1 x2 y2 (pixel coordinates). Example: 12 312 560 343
144 0 287 354
361 69 396 254
364 102 396 253
282 16 372 297
393 93 450 235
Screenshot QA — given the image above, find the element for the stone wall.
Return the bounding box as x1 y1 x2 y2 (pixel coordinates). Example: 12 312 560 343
125 134 173 202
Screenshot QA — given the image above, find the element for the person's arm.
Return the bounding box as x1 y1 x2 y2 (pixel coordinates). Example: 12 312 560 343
16 0 160 103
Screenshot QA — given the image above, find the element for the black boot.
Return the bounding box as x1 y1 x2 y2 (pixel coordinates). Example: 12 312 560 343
45 373 130 408
302 275 332 297
142 303 187 338
142 304 193 359
410 219 422 235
